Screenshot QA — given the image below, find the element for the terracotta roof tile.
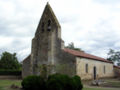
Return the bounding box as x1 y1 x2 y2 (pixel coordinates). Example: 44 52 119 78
114 65 120 69
64 48 113 63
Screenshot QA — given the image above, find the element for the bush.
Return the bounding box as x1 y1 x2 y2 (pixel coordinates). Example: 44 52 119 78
21 74 83 90
72 75 83 90
21 75 46 90
47 74 74 90
0 69 21 75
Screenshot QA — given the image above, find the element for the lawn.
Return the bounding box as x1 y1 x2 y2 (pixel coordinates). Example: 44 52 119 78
83 87 120 90
0 79 120 90
83 78 120 90
0 79 21 90
101 79 120 88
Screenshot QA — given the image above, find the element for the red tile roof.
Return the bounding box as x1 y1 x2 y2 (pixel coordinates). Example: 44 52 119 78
64 48 113 63
114 65 120 69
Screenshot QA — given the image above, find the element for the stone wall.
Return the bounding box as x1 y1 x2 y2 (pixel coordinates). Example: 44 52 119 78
54 50 76 77
76 57 114 80
30 3 62 77
22 55 32 78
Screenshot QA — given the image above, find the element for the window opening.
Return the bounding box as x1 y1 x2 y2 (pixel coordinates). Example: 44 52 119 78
42 22 44 32
86 64 88 73
47 20 51 31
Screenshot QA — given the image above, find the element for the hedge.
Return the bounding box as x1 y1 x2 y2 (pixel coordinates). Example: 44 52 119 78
72 75 83 90
22 74 83 90
46 74 75 90
0 69 21 75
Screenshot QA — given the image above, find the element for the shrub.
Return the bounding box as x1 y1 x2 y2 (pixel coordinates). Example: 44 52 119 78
0 69 21 75
21 75 46 90
72 75 83 90
46 73 74 90
21 74 83 90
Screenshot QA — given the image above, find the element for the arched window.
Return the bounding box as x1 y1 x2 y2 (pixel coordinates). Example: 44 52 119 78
104 66 106 74
42 22 44 32
47 20 51 31
85 64 88 73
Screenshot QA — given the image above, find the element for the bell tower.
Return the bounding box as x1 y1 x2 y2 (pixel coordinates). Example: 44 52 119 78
31 3 63 76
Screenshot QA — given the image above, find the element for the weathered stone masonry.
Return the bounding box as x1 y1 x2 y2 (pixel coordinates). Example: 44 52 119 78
22 3 76 78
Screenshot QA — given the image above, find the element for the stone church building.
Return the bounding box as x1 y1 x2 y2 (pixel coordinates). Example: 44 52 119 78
22 3 115 80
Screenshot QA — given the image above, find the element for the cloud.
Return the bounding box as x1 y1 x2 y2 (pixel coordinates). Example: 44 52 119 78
93 0 120 4
0 0 120 61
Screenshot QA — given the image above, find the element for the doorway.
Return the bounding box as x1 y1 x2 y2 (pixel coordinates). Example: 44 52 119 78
93 66 96 80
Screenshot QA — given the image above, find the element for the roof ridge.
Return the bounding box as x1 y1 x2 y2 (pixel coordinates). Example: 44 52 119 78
64 48 113 63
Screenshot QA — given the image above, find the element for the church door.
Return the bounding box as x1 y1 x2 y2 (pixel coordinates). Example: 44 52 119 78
93 66 96 80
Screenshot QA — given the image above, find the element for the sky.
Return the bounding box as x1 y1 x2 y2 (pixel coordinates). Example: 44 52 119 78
0 0 120 62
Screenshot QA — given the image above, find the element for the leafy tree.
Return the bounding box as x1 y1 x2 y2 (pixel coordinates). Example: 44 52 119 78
107 49 120 63
66 42 84 52
0 51 21 70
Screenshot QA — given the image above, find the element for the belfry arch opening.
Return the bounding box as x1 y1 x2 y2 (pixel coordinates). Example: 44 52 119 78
47 20 51 31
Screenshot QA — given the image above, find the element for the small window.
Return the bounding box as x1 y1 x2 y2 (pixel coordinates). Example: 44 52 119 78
85 64 88 73
42 22 44 32
47 20 51 31
104 66 106 74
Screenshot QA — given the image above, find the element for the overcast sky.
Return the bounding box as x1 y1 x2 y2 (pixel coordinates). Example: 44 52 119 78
0 0 120 61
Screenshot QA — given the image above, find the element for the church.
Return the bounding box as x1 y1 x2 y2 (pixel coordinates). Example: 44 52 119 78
22 3 115 80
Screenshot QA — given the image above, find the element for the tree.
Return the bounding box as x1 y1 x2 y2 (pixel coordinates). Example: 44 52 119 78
66 42 84 52
0 51 21 70
107 49 120 63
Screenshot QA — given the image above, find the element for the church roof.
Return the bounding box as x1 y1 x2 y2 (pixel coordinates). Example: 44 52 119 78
41 2 61 27
64 48 113 63
114 65 120 69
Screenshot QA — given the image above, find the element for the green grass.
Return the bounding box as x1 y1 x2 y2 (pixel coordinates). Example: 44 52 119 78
102 81 120 88
83 87 106 90
0 87 4 90
0 79 21 90
83 78 120 90
83 87 120 90
0 79 120 90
